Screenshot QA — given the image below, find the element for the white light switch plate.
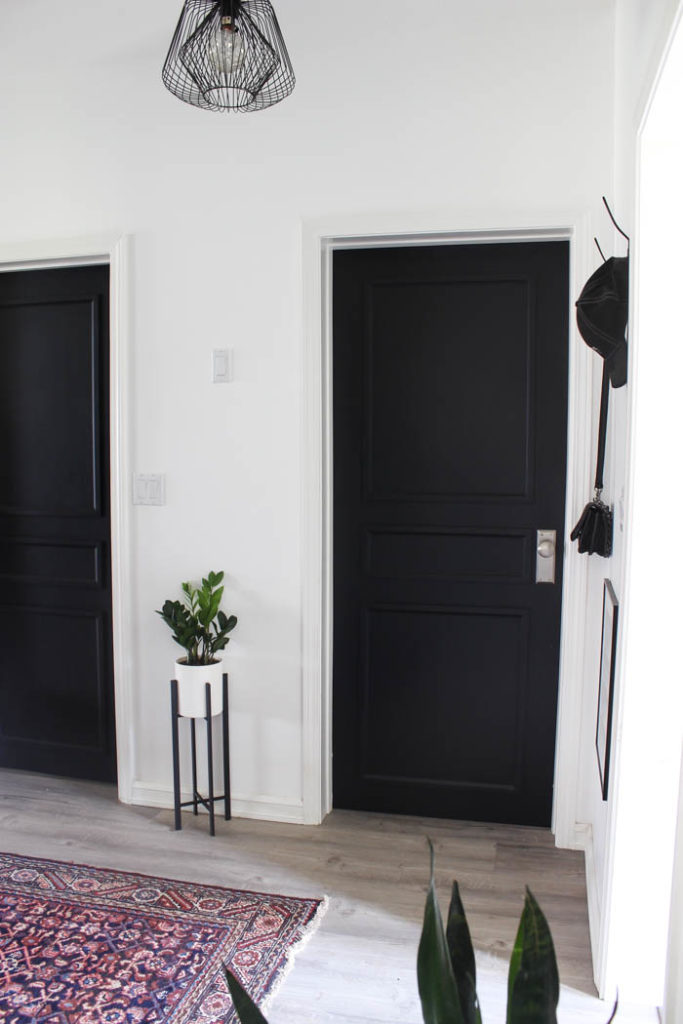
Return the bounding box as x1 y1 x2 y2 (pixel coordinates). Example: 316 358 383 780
213 348 233 383
133 474 166 506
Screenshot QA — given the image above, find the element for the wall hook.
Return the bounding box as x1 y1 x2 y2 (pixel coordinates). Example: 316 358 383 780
594 236 608 263
602 196 630 251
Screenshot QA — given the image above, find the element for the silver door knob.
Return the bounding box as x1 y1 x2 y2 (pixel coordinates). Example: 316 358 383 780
537 539 554 558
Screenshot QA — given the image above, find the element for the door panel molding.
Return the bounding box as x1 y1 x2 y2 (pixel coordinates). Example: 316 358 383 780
363 275 534 502
364 527 530 583
358 603 529 794
0 234 134 803
0 296 102 517
0 605 108 751
0 537 102 587
302 212 595 838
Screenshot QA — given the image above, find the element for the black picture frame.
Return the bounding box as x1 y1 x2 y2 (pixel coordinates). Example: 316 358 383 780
596 579 619 800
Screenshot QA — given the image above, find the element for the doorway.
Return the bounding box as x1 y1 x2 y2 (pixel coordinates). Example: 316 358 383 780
331 241 569 826
0 264 117 783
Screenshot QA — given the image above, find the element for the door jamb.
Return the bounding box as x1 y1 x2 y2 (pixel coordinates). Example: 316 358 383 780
0 234 135 803
302 215 595 838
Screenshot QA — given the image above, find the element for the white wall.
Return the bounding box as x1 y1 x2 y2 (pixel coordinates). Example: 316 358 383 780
665 750 683 1022
0 1 616 818
573 0 683 1006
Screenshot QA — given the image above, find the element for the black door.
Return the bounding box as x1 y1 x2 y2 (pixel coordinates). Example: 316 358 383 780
0 265 117 783
333 241 568 826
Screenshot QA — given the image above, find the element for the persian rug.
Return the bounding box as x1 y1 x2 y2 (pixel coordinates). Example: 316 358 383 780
0 851 326 1024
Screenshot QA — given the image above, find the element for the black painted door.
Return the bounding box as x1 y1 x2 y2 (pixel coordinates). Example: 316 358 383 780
0 265 116 783
333 241 568 826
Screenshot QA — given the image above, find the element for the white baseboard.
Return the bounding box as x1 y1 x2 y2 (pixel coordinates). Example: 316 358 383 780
130 781 306 825
569 822 602 994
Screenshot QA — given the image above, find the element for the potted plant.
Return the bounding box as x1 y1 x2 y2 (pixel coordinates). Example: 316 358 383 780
157 570 237 718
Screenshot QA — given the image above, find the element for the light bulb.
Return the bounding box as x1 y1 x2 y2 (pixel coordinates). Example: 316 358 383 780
208 17 245 76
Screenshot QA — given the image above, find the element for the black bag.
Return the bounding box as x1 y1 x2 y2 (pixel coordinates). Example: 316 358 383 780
570 363 613 556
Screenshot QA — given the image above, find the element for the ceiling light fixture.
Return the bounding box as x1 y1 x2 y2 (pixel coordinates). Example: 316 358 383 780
162 0 295 113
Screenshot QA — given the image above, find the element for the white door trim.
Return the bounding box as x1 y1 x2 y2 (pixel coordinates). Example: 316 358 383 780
302 211 595 835
0 234 135 804
595 1 683 1000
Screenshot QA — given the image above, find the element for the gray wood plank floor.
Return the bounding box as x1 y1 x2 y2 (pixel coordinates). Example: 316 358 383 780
0 770 654 1023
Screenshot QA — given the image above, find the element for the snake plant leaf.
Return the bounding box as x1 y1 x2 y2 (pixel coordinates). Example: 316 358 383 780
225 969 270 1024
417 840 465 1024
506 888 559 1024
446 881 482 1024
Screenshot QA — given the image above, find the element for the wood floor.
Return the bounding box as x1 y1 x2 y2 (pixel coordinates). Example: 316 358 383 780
0 770 654 1023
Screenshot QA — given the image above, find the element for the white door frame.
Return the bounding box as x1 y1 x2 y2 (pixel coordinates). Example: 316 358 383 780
0 234 135 804
301 210 596 838
594 2 683 1001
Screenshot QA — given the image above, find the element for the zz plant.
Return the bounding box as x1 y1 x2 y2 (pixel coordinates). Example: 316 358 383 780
224 840 617 1024
157 570 237 665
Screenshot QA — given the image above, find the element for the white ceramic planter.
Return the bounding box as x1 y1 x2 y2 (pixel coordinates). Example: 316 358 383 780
173 657 224 718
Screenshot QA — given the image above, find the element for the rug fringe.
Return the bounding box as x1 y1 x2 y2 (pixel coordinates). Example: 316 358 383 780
261 895 329 1015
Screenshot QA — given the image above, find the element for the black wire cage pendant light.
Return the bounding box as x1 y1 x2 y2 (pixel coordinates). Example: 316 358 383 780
162 0 295 113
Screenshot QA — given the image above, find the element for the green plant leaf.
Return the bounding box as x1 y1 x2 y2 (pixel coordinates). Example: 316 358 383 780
506 888 559 1024
158 574 234 661
181 582 195 610
446 882 482 1024
417 840 465 1024
225 969 270 1024
507 907 525 1010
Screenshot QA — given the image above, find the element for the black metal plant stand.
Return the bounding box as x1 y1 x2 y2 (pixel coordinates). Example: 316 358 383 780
170 674 231 836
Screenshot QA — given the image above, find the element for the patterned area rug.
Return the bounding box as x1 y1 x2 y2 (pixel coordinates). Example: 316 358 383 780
0 852 326 1024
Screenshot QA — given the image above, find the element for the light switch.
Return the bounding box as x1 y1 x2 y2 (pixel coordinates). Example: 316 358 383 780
133 474 166 506
213 348 233 384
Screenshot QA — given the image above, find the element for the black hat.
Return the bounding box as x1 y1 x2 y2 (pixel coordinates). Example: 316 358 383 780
576 256 629 388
